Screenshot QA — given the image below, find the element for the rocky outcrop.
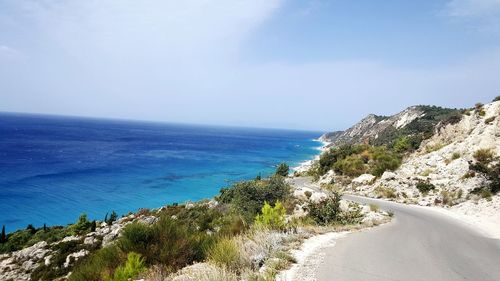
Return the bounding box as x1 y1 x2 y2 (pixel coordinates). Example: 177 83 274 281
0 241 51 281
341 101 499 236
320 105 459 147
0 211 156 281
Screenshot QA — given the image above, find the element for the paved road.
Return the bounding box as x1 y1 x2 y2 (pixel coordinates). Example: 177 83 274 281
288 177 500 280
315 195 500 281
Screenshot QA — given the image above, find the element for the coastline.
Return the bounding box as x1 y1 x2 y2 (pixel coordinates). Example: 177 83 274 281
293 138 330 174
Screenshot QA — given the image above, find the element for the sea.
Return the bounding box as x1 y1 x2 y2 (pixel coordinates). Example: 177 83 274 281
0 113 321 232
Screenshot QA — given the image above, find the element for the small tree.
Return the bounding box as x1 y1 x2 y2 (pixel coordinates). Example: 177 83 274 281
71 214 92 235
107 252 146 281
255 201 286 230
108 211 118 225
26 224 36 235
255 173 262 181
275 163 289 177
1 225 6 243
91 220 97 232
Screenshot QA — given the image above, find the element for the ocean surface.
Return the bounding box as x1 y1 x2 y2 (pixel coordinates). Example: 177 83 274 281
0 113 321 232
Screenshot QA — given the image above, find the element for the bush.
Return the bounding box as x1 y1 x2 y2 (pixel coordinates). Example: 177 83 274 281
218 176 291 222
333 155 366 177
275 163 289 177
370 147 401 176
416 181 436 194
120 216 214 269
254 201 286 230
473 149 494 164
0 225 71 254
393 136 411 153
452 152 461 160
493 96 500 102
475 103 484 111
308 193 341 225
69 246 124 281
71 214 92 235
485 116 495 124
207 238 242 272
106 252 146 281
374 186 397 199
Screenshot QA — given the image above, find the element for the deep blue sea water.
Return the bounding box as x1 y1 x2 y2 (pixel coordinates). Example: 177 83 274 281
0 113 321 232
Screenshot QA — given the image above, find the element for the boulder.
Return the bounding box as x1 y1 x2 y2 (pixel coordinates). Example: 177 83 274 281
64 249 89 268
352 174 376 187
381 171 397 181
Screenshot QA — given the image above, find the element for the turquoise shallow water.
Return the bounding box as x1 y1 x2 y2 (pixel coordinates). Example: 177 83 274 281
0 113 321 232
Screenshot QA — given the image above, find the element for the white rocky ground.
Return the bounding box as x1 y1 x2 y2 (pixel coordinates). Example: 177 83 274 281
320 101 500 238
0 214 158 281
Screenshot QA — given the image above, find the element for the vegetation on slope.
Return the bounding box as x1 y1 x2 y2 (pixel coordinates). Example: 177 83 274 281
0 163 371 281
309 144 403 179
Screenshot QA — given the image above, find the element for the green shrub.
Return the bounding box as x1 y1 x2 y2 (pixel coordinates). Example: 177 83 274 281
218 176 291 222
426 143 444 153
475 103 484 111
69 246 124 281
493 96 500 102
370 147 402 176
304 191 313 198
71 214 92 235
393 136 411 153
416 181 436 194
451 152 461 160
119 216 214 269
254 201 286 230
473 149 494 164
275 163 289 177
333 155 366 177
440 190 462 206
106 252 146 281
485 116 496 124
480 189 493 200
462 171 476 179
207 238 242 272
308 192 341 225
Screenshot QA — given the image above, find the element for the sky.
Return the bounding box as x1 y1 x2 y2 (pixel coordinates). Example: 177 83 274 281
1 0 500 131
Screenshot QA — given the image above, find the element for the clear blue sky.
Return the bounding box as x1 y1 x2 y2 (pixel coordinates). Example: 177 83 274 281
1 0 499 131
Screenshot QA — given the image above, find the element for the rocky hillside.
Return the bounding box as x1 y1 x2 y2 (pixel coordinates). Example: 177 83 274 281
318 98 500 237
320 105 461 148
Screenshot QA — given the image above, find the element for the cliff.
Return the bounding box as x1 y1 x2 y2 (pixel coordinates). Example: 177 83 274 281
321 105 461 148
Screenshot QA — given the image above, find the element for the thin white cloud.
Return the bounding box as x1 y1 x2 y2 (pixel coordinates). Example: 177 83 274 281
444 0 500 34
446 0 500 18
0 45 24 60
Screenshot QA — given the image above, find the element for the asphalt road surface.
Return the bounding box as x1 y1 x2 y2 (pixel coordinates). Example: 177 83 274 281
315 195 500 281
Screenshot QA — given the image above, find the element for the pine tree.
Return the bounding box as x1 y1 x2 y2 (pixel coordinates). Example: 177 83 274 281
43 223 47 232
91 220 96 232
26 224 36 234
108 211 118 225
1 225 6 243
104 213 109 224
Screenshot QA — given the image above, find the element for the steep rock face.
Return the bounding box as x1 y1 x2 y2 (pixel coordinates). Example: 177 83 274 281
321 105 458 147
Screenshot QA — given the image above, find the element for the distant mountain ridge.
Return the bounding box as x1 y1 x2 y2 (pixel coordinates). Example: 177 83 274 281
320 105 462 148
